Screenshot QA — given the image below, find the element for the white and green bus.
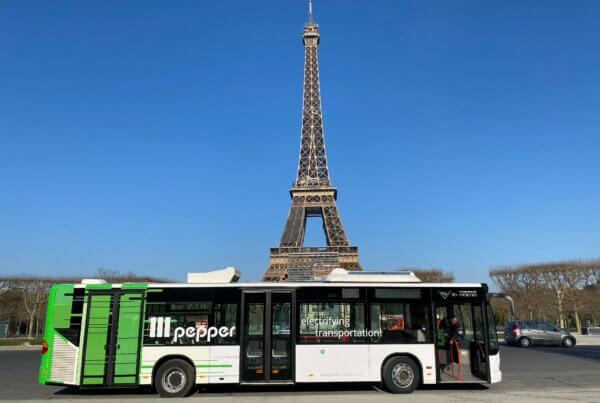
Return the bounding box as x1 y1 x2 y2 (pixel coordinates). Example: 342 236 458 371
39 268 511 397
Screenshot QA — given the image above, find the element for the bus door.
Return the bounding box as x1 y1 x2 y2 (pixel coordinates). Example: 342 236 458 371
81 289 145 386
434 297 489 383
240 290 294 383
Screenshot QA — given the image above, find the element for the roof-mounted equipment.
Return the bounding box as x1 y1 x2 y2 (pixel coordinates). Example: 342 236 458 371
81 279 108 285
325 268 422 283
187 267 240 284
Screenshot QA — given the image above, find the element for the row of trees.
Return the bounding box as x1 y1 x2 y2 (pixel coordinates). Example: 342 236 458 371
0 268 171 338
489 259 600 332
5 261 598 336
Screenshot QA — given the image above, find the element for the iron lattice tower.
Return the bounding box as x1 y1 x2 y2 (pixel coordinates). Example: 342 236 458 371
263 2 361 281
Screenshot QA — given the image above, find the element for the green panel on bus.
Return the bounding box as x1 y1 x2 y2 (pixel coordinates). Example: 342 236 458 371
113 292 144 383
52 286 74 329
39 284 75 385
83 377 104 385
82 294 112 384
115 376 136 384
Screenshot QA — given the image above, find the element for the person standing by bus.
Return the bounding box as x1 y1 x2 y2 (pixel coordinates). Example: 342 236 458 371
439 315 461 371
440 315 460 342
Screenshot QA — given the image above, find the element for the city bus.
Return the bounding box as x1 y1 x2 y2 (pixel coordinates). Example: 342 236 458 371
39 268 510 397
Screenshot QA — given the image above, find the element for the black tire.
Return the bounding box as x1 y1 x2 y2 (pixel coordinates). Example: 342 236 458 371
562 337 575 348
154 359 195 398
519 337 531 348
382 356 420 394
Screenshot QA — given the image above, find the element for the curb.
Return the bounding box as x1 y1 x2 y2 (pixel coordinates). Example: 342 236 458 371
573 337 600 346
501 337 600 347
0 345 41 351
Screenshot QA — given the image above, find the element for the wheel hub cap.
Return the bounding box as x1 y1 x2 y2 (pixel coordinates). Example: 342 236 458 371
391 363 414 388
163 369 186 393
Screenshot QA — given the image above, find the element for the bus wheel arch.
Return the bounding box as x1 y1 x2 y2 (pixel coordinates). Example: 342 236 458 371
380 353 422 393
152 355 196 397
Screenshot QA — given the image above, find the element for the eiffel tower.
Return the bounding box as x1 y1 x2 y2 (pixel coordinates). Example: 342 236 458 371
263 1 361 282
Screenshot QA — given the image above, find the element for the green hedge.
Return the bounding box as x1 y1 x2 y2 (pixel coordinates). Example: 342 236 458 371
0 338 43 346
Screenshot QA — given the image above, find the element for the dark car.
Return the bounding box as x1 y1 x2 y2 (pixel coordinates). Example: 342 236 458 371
504 320 576 347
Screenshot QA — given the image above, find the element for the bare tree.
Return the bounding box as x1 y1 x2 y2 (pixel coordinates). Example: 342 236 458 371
490 258 600 330
410 268 454 283
0 277 52 338
0 268 174 338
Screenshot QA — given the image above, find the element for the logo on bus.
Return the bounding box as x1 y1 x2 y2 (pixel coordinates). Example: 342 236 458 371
438 290 451 300
149 317 236 343
437 290 478 299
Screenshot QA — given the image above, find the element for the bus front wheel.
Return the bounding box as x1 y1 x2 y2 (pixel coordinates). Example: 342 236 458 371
155 359 195 398
382 356 420 394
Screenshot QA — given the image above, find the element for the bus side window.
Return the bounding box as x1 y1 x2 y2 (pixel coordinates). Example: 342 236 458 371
298 303 367 344
370 302 431 344
486 304 499 354
143 288 240 346
53 286 85 346
213 303 238 345
436 307 448 347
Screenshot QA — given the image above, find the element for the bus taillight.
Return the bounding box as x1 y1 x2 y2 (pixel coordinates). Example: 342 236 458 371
41 340 49 354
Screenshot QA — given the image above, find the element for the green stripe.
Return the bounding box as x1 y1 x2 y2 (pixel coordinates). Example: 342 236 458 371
196 364 232 368
122 283 148 289
85 283 112 289
140 364 232 369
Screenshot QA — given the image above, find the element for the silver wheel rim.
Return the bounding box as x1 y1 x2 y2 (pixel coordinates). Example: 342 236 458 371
565 339 572 346
162 368 186 394
521 338 529 347
391 363 414 389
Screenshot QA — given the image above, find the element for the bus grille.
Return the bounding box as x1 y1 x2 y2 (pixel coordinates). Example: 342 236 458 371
50 334 77 384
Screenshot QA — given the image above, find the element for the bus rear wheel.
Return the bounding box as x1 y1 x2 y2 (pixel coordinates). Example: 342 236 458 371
155 359 195 398
382 356 420 394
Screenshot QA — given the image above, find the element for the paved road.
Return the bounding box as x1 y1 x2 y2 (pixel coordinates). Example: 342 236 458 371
1 345 599 402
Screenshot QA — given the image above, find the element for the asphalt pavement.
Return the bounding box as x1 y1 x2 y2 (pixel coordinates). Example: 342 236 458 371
1 345 599 402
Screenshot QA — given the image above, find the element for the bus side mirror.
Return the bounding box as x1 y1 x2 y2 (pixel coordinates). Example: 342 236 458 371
488 293 515 318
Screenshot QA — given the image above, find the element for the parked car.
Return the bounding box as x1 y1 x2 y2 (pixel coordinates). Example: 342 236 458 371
504 320 576 347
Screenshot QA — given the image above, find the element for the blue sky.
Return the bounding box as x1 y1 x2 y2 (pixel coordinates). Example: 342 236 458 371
1 1 599 283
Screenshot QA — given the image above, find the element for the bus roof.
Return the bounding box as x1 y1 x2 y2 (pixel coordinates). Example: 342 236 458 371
73 281 484 289
72 268 485 289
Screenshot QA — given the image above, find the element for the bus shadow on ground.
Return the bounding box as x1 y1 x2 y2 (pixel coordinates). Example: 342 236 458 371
199 383 489 396
52 382 489 397
53 386 155 396
419 383 489 391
